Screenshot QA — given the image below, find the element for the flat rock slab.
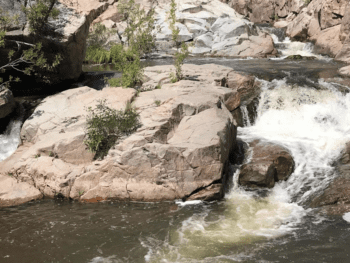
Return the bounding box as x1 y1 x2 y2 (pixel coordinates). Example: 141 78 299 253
239 140 295 188
0 174 42 207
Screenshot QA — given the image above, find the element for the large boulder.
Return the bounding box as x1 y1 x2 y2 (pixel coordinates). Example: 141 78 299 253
239 140 295 188
310 142 350 215
0 88 15 119
0 64 241 205
212 32 277 58
224 71 260 111
283 0 348 60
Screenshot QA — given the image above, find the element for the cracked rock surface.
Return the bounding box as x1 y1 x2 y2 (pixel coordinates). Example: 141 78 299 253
0 64 244 205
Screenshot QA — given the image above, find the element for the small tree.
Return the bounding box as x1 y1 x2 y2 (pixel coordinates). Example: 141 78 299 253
0 1 62 90
85 0 157 88
167 0 191 83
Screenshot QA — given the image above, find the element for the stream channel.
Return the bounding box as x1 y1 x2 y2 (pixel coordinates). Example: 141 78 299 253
2 30 350 262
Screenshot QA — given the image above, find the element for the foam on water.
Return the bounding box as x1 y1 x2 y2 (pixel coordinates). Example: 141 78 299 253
143 77 350 262
343 212 350 223
271 34 332 61
0 119 22 162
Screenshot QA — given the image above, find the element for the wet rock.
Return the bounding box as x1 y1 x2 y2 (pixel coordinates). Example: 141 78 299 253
286 55 316 60
0 174 43 207
310 142 350 215
185 184 223 201
0 88 16 119
239 140 295 188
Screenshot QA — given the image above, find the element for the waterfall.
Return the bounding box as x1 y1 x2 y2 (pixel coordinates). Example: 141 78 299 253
240 105 251 127
0 105 24 162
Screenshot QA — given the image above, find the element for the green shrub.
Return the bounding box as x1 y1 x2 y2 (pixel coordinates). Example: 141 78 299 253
109 44 143 88
167 0 191 82
154 100 161 106
0 2 62 90
117 0 156 57
22 0 59 35
84 100 140 160
85 45 111 64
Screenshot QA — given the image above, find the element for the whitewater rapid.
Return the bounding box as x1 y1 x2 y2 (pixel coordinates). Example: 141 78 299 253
139 76 350 262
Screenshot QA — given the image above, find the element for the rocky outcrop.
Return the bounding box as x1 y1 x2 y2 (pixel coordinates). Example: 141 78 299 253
92 0 278 58
0 64 244 205
0 88 15 119
220 0 305 23
0 174 42 207
284 0 348 61
239 140 295 188
310 142 350 215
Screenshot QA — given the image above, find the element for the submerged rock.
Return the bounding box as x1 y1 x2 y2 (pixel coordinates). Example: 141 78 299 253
239 140 295 188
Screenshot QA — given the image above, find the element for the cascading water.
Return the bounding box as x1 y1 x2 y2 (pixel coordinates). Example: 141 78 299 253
140 77 350 262
260 26 331 60
0 105 24 162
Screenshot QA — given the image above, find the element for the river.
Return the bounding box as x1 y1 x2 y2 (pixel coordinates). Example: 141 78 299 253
1 31 350 262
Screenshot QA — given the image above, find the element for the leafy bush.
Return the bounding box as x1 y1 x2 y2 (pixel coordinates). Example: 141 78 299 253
0 1 62 90
84 100 140 160
22 0 60 35
117 0 156 57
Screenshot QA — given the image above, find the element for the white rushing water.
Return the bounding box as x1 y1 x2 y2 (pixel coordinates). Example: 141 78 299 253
270 34 332 61
142 77 350 262
0 119 22 162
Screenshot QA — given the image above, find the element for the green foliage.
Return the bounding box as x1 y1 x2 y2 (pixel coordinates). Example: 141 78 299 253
85 0 157 87
0 1 62 90
117 0 156 57
154 100 161 106
84 100 140 160
304 0 311 5
167 0 191 82
109 44 143 88
22 0 59 34
87 22 117 49
79 190 84 196
85 45 111 64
